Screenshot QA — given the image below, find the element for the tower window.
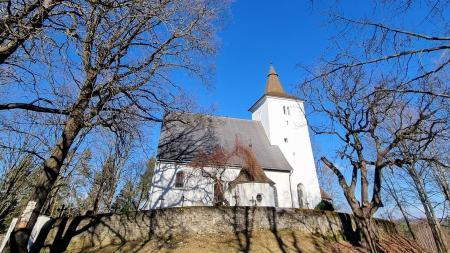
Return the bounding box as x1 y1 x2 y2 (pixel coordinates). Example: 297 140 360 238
284 138 288 143
175 171 185 188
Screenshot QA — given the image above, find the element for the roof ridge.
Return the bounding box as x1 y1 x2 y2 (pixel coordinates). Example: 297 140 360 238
167 111 255 123
212 115 255 123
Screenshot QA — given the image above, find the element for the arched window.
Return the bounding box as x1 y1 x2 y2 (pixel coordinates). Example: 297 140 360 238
287 107 290 115
297 183 304 208
175 171 185 188
283 106 286 115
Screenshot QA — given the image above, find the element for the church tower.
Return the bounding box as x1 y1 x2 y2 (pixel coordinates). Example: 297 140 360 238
249 64 321 208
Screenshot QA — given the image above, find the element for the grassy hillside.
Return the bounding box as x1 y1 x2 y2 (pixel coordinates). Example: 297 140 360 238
82 229 426 253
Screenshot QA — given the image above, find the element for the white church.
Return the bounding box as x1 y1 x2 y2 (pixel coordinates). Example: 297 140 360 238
147 65 330 209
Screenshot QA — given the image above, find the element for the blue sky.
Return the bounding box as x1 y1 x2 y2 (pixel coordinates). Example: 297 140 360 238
149 1 339 151
202 1 332 118
149 1 367 160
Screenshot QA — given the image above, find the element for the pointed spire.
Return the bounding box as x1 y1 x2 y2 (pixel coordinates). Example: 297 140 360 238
265 64 286 96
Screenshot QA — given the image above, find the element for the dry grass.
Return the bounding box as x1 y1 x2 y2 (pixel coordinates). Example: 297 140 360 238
81 229 368 253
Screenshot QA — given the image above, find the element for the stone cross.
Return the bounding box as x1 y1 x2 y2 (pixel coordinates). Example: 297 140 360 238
250 196 257 206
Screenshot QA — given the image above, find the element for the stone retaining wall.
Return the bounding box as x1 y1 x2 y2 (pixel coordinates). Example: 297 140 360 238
33 207 397 252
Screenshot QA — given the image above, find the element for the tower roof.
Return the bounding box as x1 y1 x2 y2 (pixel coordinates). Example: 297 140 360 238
248 64 302 112
265 64 286 97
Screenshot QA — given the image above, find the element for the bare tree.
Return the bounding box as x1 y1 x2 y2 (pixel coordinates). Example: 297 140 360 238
110 156 156 212
302 1 449 252
427 144 450 206
393 136 450 253
301 66 448 252
134 157 156 209
0 0 65 64
0 137 38 230
316 162 344 211
381 139 450 253
189 147 232 206
189 137 273 207
383 168 417 240
0 0 228 251
111 179 136 213
88 141 130 214
305 1 449 100
405 161 448 253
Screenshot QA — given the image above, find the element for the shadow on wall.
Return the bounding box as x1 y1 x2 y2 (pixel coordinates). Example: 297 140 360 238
157 113 219 162
29 207 398 253
31 210 173 253
149 113 221 209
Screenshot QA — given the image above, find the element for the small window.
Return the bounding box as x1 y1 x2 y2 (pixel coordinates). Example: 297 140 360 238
175 171 185 188
284 138 288 143
287 107 290 115
286 120 289 125
256 193 263 202
283 106 286 115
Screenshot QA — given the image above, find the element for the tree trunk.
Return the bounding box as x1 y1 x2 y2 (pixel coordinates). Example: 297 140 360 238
6 72 96 252
353 212 379 253
407 165 448 253
8 117 82 252
92 182 104 214
432 164 450 205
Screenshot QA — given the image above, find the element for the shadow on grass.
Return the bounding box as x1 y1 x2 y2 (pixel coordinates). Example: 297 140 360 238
29 207 391 253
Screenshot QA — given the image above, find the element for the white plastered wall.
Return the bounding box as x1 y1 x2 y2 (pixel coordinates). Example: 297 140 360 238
226 183 276 207
251 96 321 208
148 162 237 209
264 171 292 208
147 161 293 209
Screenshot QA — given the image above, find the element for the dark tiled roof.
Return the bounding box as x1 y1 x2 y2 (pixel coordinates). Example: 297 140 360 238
157 113 292 172
229 168 275 188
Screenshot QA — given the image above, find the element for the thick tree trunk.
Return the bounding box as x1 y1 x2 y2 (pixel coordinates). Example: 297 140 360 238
353 212 379 253
8 117 82 252
321 157 381 252
6 68 96 251
407 165 448 253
